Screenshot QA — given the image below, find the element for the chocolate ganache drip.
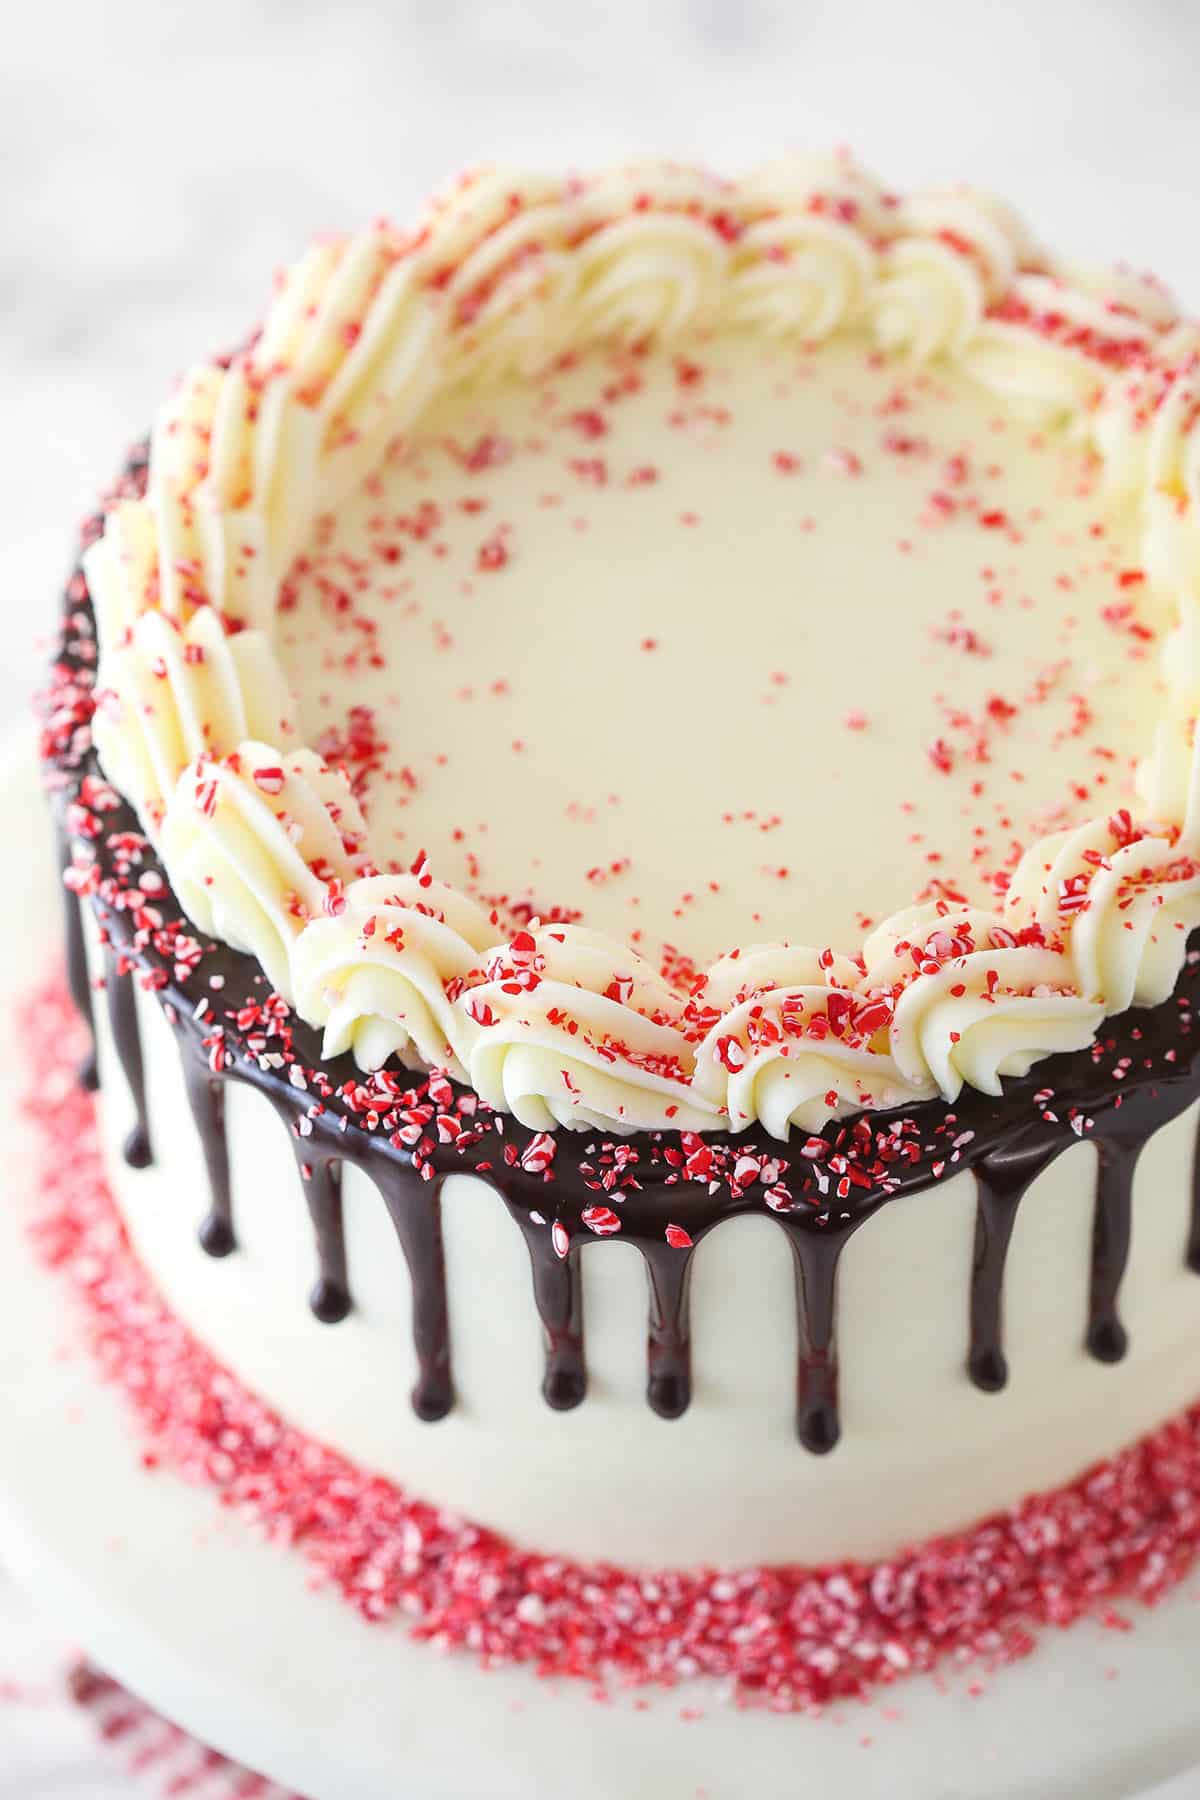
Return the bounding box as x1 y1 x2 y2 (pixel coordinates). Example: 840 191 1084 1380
968 1137 1069 1393
297 1151 352 1327
102 943 152 1169
377 1170 455 1423
780 1219 865 1456
510 1211 587 1410
642 1233 696 1422
41 448 1200 1458
1086 1087 1196 1362
1189 1124 1200 1277
1088 1132 1138 1365
264 1096 352 1321
56 822 97 1093
182 1052 236 1258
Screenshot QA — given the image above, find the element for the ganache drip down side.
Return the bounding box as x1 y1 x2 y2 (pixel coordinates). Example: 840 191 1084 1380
40 445 1200 1457
967 1136 1068 1394
511 1210 587 1412
57 826 97 1094
101 941 151 1170
294 1144 353 1328
182 1054 235 1259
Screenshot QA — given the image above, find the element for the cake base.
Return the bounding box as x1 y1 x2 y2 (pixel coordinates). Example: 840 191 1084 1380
3 733 1200 1800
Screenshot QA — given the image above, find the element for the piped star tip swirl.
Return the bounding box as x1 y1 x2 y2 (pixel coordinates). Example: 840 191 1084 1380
84 155 1200 1140
92 607 297 833
159 744 371 1005
291 872 498 1081
462 925 720 1135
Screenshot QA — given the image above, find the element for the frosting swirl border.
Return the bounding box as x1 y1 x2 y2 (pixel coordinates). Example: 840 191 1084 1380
81 155 1200 1139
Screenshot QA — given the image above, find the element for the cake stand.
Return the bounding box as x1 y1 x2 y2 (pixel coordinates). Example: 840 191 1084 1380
2 733 1199 1800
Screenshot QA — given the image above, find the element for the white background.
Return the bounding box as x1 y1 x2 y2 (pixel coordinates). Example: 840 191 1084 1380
4 1 1200 1792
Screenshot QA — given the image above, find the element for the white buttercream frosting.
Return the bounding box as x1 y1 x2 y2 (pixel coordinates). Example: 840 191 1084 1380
86 158 1200 1138
159 743 371 1003
291 872 497 1080
462 924 719 1134
93 607 297 832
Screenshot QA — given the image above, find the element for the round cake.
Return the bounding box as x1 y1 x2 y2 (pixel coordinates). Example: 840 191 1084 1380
35 155 1200 1748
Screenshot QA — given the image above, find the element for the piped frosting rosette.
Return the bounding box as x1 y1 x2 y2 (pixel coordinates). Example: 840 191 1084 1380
92 607 296 832
959 266 1175 424
159 743 371 1002
564 174 734 349
860 906 1104 1101
719 153 896 339
78 156 1200 1141
1005 812 1200 1012
460 925 719 1134
690 945 927 1136
291 870 498 1082
871 186 1043 363
1091 326 1200 505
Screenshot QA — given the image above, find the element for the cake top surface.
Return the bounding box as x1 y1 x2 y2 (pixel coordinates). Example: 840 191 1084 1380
80 156 1200 1140
278 333 1164 968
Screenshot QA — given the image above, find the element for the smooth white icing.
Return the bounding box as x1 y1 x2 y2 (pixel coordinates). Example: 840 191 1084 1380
279 337 1165 959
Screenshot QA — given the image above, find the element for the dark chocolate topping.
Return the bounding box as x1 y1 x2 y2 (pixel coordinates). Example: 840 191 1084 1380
967 1137 1067 1393
182 1053 235 1258
102 942 152 1169
512 1212 587 1411
57 827 98 1093
291 1141 352 1327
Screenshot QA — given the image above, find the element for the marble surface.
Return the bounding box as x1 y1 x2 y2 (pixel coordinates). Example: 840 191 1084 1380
4 2 1200 1792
